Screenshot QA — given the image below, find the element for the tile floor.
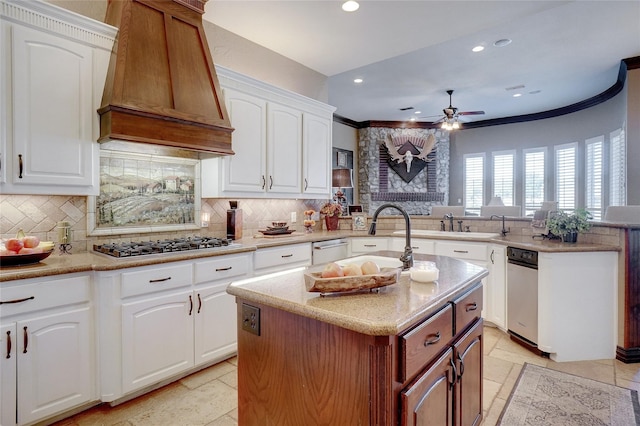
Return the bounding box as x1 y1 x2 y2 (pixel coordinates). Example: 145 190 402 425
54 325 640 426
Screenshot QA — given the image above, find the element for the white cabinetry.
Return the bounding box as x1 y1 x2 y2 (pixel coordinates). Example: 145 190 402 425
97 253 251 401
0 274 94 426
0 0 116 195
487 244 507 330
350 238 388 255
202 66 335 199
390 238 435 254
253 243 312 275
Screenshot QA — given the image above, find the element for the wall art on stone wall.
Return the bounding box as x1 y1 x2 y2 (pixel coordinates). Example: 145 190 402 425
383 134 436 183
88 151 201 236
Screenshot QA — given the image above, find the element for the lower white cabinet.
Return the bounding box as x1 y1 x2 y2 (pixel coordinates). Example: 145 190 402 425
97 253 251 402
253 243 312 274
0 274 94 426
390 237 435 254
350 237 388 255
487 245 507 330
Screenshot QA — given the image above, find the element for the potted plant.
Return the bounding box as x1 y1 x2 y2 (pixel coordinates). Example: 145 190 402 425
547 208 593 242
320 202 343 231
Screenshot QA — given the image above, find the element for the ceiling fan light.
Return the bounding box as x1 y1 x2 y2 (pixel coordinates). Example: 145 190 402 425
452 121 460 129
441 122 448 130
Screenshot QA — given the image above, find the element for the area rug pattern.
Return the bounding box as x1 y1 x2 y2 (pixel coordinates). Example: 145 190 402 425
498 363 640 425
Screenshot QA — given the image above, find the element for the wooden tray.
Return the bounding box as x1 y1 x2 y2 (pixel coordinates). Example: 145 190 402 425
304 267 400 294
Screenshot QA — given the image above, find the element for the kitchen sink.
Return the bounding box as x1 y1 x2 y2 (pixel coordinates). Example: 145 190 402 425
336 255 403 269
392 230 501 239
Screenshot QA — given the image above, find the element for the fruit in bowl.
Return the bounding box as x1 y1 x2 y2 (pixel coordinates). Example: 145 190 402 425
0 230 54 265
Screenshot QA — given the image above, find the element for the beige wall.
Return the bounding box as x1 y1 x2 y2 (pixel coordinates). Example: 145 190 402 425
627 68 639 205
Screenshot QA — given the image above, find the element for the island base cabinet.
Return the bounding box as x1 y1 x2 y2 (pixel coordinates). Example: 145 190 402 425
401 319 483 426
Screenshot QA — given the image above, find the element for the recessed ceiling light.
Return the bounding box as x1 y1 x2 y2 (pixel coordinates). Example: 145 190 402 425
342 1 359 12
414 111 421 115
472 45 484 53
513 93 522 98
353 78 363 84
494 38 512 48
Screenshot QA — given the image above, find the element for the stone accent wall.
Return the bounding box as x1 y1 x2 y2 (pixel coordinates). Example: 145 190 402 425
359 127 450 215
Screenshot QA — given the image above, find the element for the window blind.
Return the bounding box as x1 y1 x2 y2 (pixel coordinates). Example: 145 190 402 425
555 143 576 212
524 149 545 216
492 151 515 206
610 128 626 206
464 154 484 215
585 137 603 220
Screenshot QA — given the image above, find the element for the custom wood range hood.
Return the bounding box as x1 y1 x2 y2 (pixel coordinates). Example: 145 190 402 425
98 0 234 155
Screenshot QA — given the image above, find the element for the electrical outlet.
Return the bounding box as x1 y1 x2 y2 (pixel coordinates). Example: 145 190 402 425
241 303 260 336
457 198 462 204
291 211 297 223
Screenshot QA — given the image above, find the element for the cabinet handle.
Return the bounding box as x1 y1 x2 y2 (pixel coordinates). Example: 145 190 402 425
490 249 495 264
188 295 193 316
364 244 377 248
197 293 202 314
457 352 464 382
304 178 308 191
453 250 468 254
423 331 441 346
18 154 23 179
0 296 35 305
281 254 293 258
215 266 232 272
149 277 171 283
465 302 478 312
449 357 457 390
23 326 28 354
5 331 11 359
269 175 273 189
261 175 266 189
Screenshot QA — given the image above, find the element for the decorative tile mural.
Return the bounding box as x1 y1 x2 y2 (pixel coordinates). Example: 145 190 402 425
88 151 201 235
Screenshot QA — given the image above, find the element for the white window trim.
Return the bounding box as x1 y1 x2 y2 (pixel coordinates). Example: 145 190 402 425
463 153 485 215
522 147 547 216
585 136 604 220
554 142 578 212
491 149 516 206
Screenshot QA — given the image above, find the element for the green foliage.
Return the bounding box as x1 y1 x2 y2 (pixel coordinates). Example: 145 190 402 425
547 208 593 236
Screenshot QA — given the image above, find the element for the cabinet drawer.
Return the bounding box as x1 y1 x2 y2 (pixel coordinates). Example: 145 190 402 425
453 284 483 334
0 274 91 318
350 238 388 253
400 304 453 383
121 263 193 298
435 241 486 261
390 238 435 254
194 254 251 284
254 243 311 271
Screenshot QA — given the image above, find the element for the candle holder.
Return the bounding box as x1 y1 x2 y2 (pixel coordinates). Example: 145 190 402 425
56 221 72 255
303 210 316 233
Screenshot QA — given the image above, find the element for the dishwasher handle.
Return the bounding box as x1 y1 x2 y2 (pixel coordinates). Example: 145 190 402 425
314 242 349 250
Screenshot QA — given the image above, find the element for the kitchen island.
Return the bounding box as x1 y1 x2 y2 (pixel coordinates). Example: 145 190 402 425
227 251 488 425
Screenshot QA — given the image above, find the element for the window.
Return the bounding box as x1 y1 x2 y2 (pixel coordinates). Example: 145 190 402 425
585 136 603 220
464 154 484 216
554 143 577 212
492 151 515 206
523 148 546 216
610 128 626 206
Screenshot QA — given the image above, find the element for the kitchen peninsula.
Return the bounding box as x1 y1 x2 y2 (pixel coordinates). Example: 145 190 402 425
227 252 488 425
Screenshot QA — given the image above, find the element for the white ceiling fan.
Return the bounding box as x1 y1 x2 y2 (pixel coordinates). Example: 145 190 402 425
421 90 485 129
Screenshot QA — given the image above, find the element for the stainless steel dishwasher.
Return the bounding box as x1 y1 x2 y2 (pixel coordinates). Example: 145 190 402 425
507 247 539 348
311 238 349 265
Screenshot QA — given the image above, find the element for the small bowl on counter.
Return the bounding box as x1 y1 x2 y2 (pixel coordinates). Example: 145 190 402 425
410 261 439 283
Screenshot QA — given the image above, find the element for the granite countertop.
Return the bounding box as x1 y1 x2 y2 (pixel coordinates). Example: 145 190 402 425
227 251 488 336
0 230 619 282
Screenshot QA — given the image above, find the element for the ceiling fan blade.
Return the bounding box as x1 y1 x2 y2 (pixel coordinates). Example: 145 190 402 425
458 111 485 116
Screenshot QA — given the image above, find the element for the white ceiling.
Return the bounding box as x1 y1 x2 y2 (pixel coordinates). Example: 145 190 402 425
204 1 640 124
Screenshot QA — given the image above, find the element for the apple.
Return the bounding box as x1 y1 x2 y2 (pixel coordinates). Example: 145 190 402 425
342 263 363 276
22 236 40 248
18 247 37 254
321 262 344 278
360 261 380 275
0 248 17 256
5 238 23 253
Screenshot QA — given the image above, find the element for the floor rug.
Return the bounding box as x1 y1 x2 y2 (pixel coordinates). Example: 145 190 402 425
497 363 640 425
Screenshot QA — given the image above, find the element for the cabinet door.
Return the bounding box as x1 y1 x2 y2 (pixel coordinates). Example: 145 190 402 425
267 102 302 193
302 113 332 197
390 237 436 254
454 319 483 426
9 24 95 190
194 283 237 366
401 348 454 426
221 89 267 193
1 323 17 426
17 307 93 425
487 245 507 329
122 291 194 394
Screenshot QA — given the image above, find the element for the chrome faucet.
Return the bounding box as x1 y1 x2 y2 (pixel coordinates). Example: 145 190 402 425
443 213 454 231
490 214 509 237
369 203 413 270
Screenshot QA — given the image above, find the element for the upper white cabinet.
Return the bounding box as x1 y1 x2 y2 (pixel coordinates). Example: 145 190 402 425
202 66 335 199
0 0 116 195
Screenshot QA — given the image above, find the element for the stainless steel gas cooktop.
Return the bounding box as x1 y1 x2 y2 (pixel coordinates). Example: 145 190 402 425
93 236 236 258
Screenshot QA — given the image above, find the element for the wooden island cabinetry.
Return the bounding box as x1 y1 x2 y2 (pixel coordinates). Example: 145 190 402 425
228 253 487 425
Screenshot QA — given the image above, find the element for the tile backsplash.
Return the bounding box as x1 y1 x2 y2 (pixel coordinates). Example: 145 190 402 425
0 195 325 252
